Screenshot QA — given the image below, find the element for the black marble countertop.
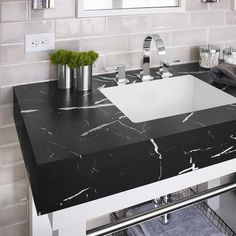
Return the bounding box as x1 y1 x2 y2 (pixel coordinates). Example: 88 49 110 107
13 63 236 215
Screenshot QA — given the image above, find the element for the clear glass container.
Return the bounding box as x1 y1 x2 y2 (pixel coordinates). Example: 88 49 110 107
199 45 220 69
223 47 236 65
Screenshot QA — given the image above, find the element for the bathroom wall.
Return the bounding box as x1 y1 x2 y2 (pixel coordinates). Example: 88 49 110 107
0 0 235 235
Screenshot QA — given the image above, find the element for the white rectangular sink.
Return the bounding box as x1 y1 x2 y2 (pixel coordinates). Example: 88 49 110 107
100 75 236 123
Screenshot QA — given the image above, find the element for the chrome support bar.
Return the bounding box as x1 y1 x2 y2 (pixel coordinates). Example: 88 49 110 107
87 182 236 236
153 194 172 225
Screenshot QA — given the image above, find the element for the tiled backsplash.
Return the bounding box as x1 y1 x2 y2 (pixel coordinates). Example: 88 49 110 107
0 0 235 234
0 0 235 104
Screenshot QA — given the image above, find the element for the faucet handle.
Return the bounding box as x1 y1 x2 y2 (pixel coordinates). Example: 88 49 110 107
157 59 181 79
104 64 129 85
104 64 130 72
161 59 181 67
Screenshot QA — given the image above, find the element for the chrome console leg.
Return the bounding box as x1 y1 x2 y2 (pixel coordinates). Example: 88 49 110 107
153 194 172 224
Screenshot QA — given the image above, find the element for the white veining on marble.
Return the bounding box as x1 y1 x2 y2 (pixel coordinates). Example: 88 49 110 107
110 131 135 141
85 120 90 128
58 103 114 111
189 148 201 153
81 118 145 138
179 163 199 175
211 146 234 159
208 130 214 139
49 153 55 159
194 121 206 127
62 187 91 203
221 85 230 91
94 98 109 104
39 90 48 94
21 109 38 114
117 120 145 135
189 157 193 164
118 115 126 120
40 127 53 135
81 120 118 137
69 151 81 157
150 139 162 160
182 112 194 123
230 134 236 140
227 149 236 154
91 156 99 174
184 146 212 155
49 141 67 149
150 139 163 180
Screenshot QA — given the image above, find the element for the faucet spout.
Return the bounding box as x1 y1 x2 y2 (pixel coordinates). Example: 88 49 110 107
142 34 166 81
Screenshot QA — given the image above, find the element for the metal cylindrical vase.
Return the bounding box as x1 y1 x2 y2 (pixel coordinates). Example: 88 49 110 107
57 64 73 89
74 65 92 91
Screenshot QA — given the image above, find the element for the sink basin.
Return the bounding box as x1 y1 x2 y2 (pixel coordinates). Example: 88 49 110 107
100 75 236 123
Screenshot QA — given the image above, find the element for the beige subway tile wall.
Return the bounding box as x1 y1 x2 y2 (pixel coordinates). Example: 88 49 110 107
0 0 235 234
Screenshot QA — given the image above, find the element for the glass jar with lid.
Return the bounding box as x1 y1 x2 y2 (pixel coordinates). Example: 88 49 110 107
199 45 220 69
223 47 236 65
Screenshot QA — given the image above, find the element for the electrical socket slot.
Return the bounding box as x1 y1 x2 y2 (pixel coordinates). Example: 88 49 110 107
25 33 55 53
31 40 39 48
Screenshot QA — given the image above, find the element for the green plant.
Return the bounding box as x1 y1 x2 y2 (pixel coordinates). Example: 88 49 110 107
77 50 99 66
68 51 79 69
50 49 71 65
51 50 99 68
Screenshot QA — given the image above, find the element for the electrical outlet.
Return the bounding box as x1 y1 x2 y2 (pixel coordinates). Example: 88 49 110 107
25 33 55 53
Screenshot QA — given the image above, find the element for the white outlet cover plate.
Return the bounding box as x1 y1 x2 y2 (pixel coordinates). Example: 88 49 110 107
25 33 55 53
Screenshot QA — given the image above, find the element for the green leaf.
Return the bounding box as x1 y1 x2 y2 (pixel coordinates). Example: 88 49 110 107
50 50 71 65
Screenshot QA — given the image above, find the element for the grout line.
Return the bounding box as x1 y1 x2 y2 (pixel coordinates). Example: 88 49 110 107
0 142 20 149
0 123 15 129
0 199 28 211
0 220 29 231
0 179 28 189
0 161 25 169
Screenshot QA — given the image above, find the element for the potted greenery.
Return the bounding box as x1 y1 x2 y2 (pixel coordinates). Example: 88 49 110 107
74 50 99 91
50 50 73 89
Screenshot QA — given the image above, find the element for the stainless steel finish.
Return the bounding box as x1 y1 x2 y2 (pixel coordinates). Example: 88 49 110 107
74 65 92 91
200 45 220 53
57 64 73 89
216 174 236 232
87 182 236 236
154 194 172 225
157 59 181 79
141 34 166 81
32 0 54 9
104 65 129 85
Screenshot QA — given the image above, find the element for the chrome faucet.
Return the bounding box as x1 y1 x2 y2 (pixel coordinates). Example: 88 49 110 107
141 34 166 81
104 64 129 85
